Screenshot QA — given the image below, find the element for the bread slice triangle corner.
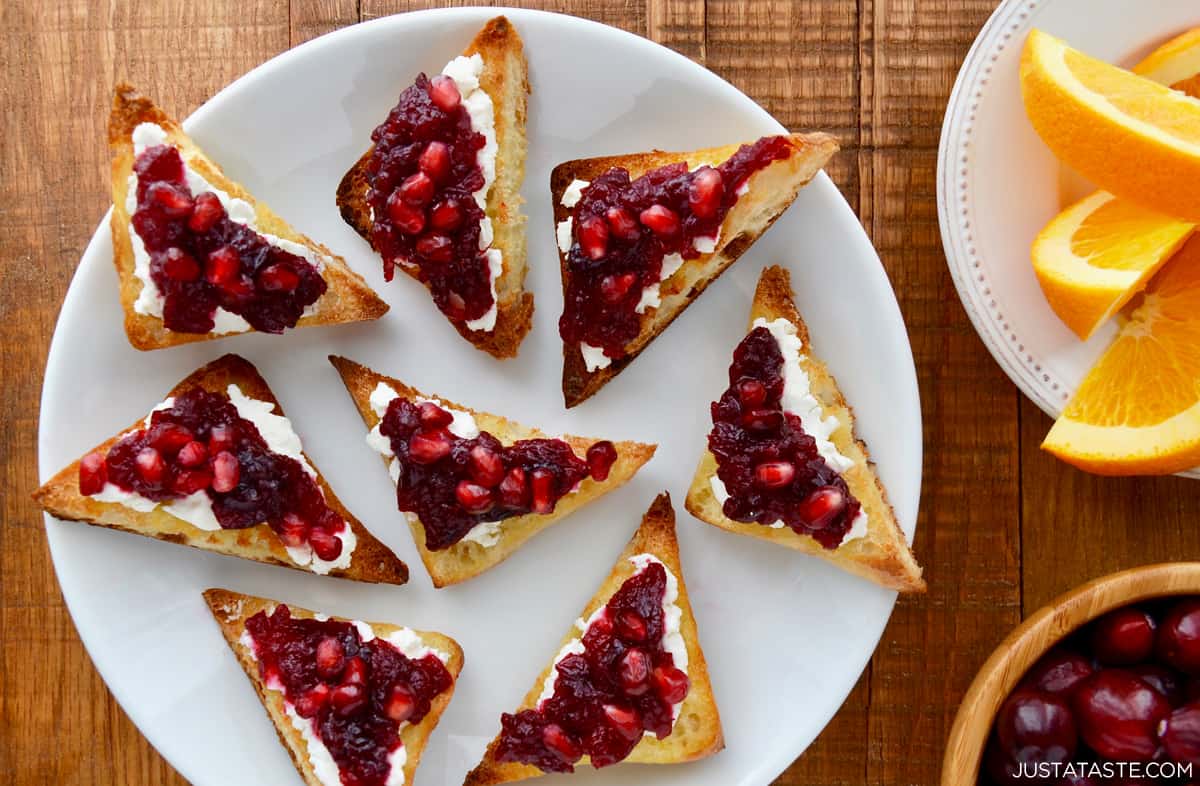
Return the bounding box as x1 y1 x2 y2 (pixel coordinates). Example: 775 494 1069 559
329 355 656 587
684 265 925 592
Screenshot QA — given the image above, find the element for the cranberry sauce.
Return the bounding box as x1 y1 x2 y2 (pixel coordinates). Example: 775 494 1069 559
378 398 617 551
365 72 495 324
558 135 795 361
495 560 690 773
244 604 453 786
130 144 326 333
707 327 861 549
78 388 348 561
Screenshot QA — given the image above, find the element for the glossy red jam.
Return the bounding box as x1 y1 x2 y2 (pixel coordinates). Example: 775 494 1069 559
558 135 795 361
130 144 326 333
365 73 495 324
495 560 689 772
707 326 861 549
378 398 615 551
79 388 347 561
244 604 453 786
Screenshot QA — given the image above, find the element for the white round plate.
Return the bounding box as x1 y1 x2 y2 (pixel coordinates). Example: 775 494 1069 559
938 0 1200 478
39 8 921 786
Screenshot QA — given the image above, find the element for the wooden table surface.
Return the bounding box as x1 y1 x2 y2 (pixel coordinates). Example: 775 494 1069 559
4 0 1199 783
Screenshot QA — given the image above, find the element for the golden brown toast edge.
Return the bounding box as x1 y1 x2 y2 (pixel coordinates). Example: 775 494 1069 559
109 84 389 351
550 132 839 407
329 355 657 587
334 16 532 359
203 588 463 786
463 493 723 786
32 354 408 585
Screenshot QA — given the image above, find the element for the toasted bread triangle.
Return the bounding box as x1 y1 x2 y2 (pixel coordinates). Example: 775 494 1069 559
109 84 389 351
684 266 925 592
551 133 839 407
329 355 656 587
203 588 462 786
336 16 532 359
32 354 408 584
464 493 723 785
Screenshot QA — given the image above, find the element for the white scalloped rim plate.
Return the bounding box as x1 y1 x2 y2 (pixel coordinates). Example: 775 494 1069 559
938 0 1200 478
39 8 922 786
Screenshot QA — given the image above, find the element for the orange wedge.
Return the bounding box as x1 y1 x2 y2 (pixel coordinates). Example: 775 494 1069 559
1043 234 1200 475
1030 31 1200 340
1020 29 1200 222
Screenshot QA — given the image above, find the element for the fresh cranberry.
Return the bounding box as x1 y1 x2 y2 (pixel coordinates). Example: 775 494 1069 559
586 441 618 482
1024 649 1094 697
419 141 450 181
79 452 107 495
1161 702 1200 764
1091 608 1157 665
1158 600 1200 675
994 689 1077 762
428 75 461 111
639 204 679 237
1131 664 1185 706
1072 669 1170 761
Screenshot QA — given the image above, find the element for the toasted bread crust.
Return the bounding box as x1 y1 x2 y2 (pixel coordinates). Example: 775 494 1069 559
683 266 925 593
203 588 462 786
551 133 839 407
335 17 532 359
329 355 656 587
32 354 408 585
464 493 723 786
109 84 388 351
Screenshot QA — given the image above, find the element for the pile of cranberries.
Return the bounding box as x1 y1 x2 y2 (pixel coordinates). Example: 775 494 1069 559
131 144 326 333
559 135 795 361
985 598 1200 785
79 388 348 561
365 72 495 324
244 604 453 786
495 560 690 773
707 326 861 549
378 398 618 550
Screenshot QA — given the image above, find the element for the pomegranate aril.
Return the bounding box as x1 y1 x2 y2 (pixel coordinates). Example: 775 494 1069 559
419 141 451 181
187 192 224 232
162 247 200 282
754 461 795 489
342 656 367 685
278 513 310 548
409 430 451 464
209 424 236 454
135 447 165 483
688 166 724 219
399 171 436 205
652 665 690 705
429 199 463 231
172 468 212 495
796 487 846 531
211 451 240 493
600 273 636 304
315 636 346 679
293 683 329 719
418 402 454 429
147 182 194 218
541 724 581 763
385 684 416 723
257 264 300 293
416 233 454 263
586 441 618 482
602 704 643 741
605 206 640 240
530 468 556 515
741 408 783 432
498 467 529 507
309 528 343 561
736 378 767 408
616 610 647 642
456 480 494 513
578 214 609 260
206 245 241 284
639 204 680 237
428 75 462 112
176 440 208 468
618 648 651 695
149 423 193 454
468 446 505 487
386 193 426 235
219 276 254 300
330 683 366 717
79 452 107 495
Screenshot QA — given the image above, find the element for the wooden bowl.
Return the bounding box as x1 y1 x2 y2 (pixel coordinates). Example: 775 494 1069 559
941 562 1200 785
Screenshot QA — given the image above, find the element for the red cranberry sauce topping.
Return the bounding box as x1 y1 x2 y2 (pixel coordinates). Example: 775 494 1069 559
378 397 616 550
707 326 861 549
244 604 453 786
558 135 795 360
80 388 347 560
495 560 689 773
130 144 326 333
365 73 495 324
